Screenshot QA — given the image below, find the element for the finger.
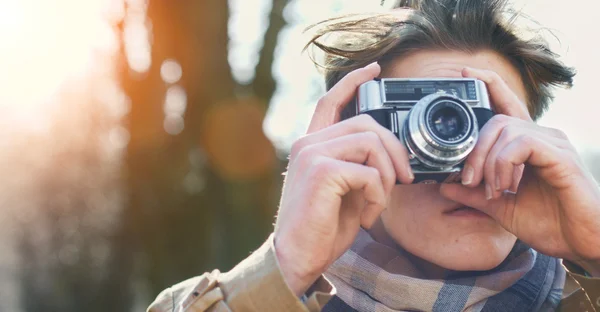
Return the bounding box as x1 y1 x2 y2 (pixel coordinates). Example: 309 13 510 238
491 153 516 199
494 135 565 183
462 114 570 188
293 114 414 184
307 62 381 134
440 183 490 213
481 122 523 199
300 131 397 195
361 196 387 229
509 164 524 193
439 183 514 230
336 191 365 236
310 156 387 227
483 129 571 199
463 115 521 187
461 67 532 121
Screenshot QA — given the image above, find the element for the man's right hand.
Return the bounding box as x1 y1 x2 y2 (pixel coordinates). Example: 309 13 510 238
273 63 414 296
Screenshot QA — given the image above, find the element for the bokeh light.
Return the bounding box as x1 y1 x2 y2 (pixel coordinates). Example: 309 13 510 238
164 114 185 135
160 59 183 84
163 85 188 116
123 2 151 74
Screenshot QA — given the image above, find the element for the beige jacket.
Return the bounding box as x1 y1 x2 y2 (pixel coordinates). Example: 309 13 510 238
147 235 600 312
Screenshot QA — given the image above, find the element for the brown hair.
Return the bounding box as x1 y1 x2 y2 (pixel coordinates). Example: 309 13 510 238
304 0 576 120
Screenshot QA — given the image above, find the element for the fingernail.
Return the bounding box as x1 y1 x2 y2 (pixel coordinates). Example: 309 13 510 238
365 62 379 69
462 165 474 185
407 164 414 180
495 176 501 191
485 184 493 200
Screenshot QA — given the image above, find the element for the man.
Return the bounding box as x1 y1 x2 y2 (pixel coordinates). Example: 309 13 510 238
148 0 600 311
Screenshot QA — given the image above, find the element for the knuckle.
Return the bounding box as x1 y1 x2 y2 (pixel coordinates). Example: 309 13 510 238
310 157 335 179
496 153 512 167
499 124 518 141
361 131 380 145
366 166 382 184
296 144 319 166
315 97 327 109
515 134 535 146
483 115 507 133
489 114 510 127
355 113 376 125
290 138 308 159
353 114 388 134
361 132 385 155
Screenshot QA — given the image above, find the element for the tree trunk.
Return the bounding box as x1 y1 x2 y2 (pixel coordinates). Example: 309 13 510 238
122 0 291 299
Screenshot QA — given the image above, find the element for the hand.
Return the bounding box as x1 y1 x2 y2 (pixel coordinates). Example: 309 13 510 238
440 67 600 274
273 63 414 296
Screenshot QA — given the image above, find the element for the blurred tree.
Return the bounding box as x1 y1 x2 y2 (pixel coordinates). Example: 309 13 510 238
120 0 291 301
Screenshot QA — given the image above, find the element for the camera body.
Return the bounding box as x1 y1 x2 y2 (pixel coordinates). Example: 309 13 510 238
343 78 495 184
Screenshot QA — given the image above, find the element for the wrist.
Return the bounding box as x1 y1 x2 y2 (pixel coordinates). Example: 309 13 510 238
273 235 320 297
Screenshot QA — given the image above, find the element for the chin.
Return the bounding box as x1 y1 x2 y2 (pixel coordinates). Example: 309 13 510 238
380 214 518 273
417 233 518 272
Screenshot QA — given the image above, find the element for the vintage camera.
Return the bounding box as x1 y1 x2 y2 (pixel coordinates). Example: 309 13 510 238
342 78 495 184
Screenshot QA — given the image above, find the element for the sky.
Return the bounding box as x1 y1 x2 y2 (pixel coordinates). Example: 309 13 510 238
229 0 600 157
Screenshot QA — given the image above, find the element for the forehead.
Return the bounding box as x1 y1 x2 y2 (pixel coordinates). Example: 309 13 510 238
380 50 528 105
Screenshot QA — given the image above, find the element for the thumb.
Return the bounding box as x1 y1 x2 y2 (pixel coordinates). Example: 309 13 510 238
307 62 381 134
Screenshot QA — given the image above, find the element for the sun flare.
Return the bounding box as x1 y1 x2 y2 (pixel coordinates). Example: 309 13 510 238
0 0 122 118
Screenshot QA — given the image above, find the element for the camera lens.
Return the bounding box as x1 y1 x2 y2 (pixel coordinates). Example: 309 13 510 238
426 100 470 144
402 93 478 170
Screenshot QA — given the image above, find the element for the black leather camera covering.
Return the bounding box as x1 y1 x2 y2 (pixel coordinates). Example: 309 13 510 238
340 98 495 184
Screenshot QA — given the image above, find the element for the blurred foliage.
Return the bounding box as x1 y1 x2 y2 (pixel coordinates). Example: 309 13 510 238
120 0 291 305
13 0 290 311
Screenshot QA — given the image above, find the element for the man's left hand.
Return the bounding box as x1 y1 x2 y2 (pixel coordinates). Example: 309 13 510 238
440 67 600 276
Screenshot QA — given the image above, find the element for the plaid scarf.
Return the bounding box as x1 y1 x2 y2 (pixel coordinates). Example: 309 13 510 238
323 229 565 312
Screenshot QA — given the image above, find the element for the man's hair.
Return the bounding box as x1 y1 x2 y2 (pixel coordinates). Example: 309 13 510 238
304 0 576 120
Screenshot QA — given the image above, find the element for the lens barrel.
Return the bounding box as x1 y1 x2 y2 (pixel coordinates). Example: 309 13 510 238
403 94 478 170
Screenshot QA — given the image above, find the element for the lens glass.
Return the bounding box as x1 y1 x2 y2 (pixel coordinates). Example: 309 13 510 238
427 101 470 143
